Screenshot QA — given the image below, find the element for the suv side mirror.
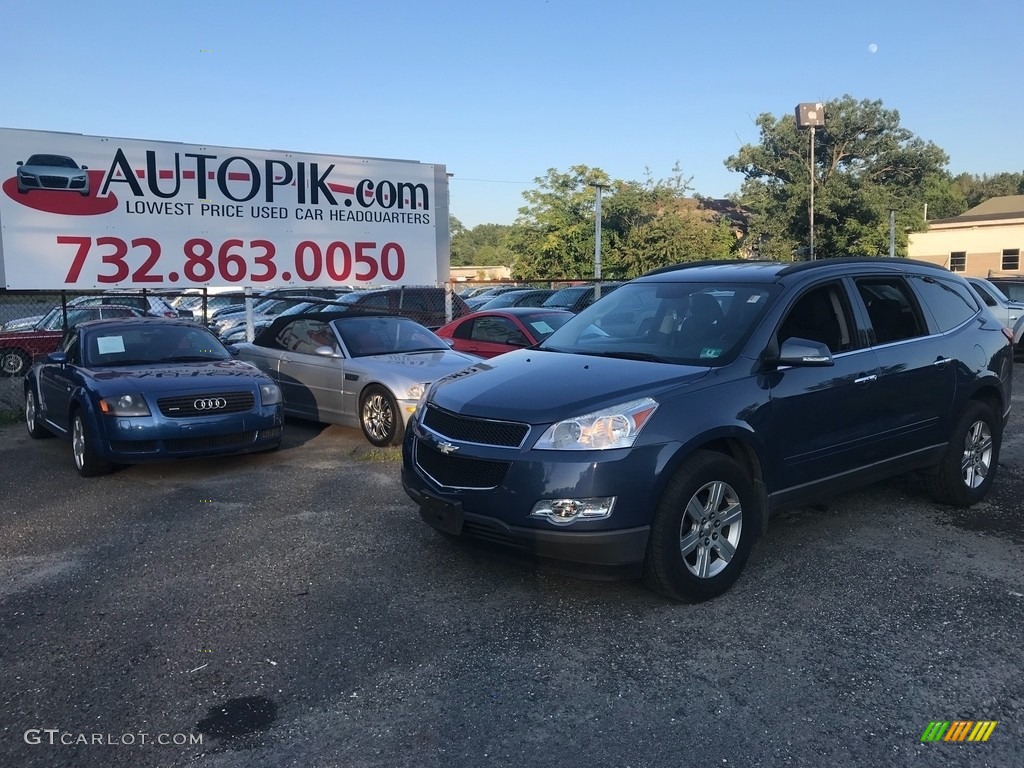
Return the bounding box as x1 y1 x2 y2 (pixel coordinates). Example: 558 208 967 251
47 351 68 364
776 337 834 367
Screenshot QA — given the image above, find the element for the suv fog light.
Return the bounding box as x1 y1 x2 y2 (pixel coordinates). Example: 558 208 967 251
530 497 615 526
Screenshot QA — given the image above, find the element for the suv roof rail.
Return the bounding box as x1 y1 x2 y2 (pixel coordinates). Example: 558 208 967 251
775 256 951 276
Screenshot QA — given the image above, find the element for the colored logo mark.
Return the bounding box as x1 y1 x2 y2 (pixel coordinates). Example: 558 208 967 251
921 720 997 742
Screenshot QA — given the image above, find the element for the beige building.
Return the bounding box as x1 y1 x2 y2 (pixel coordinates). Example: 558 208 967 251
909 195 1024 277
450 265 513 282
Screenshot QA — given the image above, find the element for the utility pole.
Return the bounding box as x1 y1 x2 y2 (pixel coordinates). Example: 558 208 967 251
590 182 609 300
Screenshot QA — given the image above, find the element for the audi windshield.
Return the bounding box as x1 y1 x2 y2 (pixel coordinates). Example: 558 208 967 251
84 324 231 367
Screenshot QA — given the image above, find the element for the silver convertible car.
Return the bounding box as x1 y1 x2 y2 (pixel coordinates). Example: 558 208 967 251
233 311 480 446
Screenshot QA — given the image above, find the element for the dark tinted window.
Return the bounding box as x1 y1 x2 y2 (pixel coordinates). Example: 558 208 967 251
469 316 519 343
855 278 927 344
452 318 475 340
61 330 81 365
778 282 858 353
911 276 979 333
969 280 1000 307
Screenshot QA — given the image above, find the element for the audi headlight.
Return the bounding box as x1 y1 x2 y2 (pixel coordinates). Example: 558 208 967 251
259 383 282 406
98 393 151 417
534 397 659 450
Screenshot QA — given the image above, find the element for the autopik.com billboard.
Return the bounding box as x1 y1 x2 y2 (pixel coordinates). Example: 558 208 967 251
0 127 449 289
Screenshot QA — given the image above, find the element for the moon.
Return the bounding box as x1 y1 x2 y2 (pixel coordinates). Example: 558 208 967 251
868 43 878 54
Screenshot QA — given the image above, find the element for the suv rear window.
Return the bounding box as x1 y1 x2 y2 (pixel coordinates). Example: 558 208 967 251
911 276 979 333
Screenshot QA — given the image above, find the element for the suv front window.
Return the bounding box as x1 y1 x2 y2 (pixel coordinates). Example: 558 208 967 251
540 282 776 365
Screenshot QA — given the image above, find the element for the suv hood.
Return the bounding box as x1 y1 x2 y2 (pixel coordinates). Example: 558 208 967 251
429 349 711 424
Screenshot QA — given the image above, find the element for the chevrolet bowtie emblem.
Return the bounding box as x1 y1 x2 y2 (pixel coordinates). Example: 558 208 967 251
437 441 459 455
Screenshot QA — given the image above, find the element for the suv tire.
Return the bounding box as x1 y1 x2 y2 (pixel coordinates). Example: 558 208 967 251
643 450 761 602
925 401 1001 507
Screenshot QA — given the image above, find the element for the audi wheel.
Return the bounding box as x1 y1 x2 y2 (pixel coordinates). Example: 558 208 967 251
71 411 114 477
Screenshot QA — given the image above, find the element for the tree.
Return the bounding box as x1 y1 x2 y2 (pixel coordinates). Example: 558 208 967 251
952 171 1024 210
505 166 611 279
505 164 739 280
726 96 950 258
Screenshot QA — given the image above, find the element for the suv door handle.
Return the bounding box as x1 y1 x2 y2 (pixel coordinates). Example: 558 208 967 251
854 374 877 385
933 357 952 367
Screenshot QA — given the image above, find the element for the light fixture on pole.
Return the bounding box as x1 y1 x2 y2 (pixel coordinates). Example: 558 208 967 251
589 182 609 300
795 103 825 260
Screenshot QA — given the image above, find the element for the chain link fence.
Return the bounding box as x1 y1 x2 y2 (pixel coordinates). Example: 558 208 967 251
0 279 619 414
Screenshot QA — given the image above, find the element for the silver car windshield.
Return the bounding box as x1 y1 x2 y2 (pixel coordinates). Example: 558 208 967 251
334 316 448 357
538 281 776 365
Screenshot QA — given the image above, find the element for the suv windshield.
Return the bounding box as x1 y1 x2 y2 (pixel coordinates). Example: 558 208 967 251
539 281 776 365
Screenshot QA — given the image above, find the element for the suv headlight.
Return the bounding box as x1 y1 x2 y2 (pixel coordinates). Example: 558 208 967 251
534 397 658 450
98 393 151 417
259 383 282 406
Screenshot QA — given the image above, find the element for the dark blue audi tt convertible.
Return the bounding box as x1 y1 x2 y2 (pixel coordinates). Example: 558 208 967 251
24 317 284 476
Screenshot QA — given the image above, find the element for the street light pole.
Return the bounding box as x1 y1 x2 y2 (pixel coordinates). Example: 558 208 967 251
796 103 825 261
590 182 609 300
809 125 815 260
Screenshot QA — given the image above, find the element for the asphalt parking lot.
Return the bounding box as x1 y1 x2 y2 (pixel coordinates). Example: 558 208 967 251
1 367 1022 768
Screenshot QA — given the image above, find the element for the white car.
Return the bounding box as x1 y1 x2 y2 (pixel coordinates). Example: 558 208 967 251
966 277 1024 353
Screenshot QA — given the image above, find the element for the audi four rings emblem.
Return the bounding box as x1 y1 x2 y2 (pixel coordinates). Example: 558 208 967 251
194 397 228 410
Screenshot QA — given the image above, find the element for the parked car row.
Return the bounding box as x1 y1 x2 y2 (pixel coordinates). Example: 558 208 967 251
1 292 182 333
1 305 146 376
20 259 1018 607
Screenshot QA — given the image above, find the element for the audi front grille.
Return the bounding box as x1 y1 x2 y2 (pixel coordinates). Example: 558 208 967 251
157 391 255 418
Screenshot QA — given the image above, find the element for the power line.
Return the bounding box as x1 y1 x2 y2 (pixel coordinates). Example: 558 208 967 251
450 177 534 185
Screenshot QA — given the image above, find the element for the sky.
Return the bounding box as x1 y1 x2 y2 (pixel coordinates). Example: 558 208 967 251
3 0 1022 229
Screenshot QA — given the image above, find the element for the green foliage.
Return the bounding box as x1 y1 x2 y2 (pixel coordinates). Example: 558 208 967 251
506 166 611 279
450 217 515 267
952 171 1024 210
726 95 950 258
504 164 738 279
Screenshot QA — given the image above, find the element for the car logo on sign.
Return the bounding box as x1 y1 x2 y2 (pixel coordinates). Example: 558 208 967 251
437 441 459 455
195 397 228 411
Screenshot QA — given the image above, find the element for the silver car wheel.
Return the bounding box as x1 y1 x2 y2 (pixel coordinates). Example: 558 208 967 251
1 349 28 376
678 480 743 580
72 415 87 471
960 419 993 490
362 392 394 443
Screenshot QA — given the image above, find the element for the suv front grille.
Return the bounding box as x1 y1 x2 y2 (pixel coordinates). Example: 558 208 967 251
421 404 529 447
157 391 255 418
414 440 510 490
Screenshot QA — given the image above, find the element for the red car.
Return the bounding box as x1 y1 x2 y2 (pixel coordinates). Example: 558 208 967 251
434 307 574 359
0 305 143 376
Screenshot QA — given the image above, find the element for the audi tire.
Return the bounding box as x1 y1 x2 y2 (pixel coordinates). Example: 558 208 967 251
71 411 114 478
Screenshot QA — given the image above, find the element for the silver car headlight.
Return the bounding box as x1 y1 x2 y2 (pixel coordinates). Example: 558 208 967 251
406 383 426 401
259 383 282 406
534 397 659 451
98 393 151 417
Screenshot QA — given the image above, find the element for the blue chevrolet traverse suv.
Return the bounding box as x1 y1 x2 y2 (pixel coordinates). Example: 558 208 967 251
402 258 1014 602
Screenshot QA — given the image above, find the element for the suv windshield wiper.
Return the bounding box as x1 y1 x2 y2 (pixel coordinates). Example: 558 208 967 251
574 350 672 363
163 355 224 362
